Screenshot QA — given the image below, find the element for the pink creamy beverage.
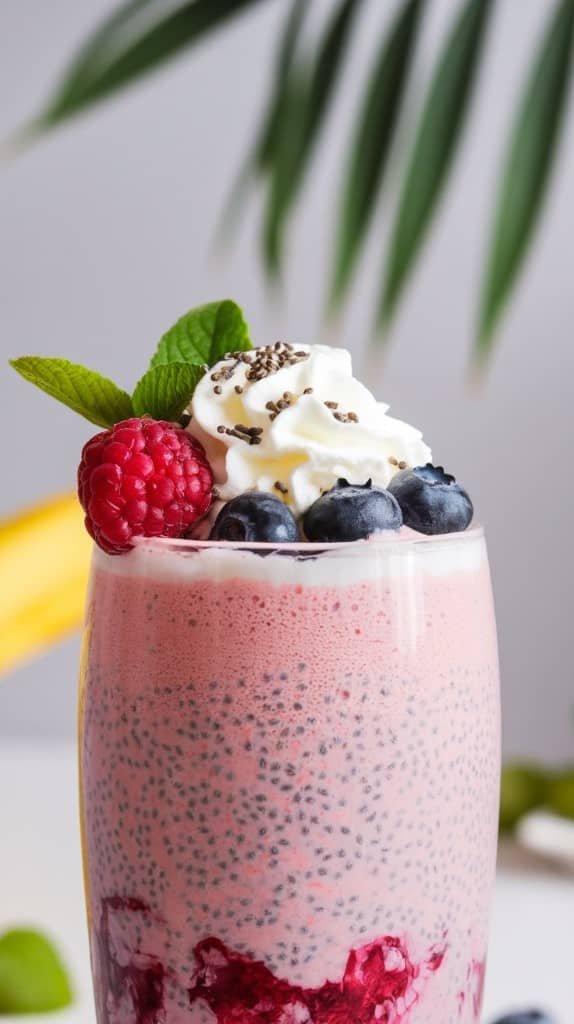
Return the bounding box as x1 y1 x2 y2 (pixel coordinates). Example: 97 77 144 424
80 528 500 1024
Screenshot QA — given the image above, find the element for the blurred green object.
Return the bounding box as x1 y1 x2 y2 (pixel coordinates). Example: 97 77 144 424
500 762 574 834
0 929 73 1014
545 770 574 820
499 762 550 834
6 0 574 365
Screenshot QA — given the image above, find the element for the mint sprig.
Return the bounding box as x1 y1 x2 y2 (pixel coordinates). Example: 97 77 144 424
151 299 252 368
132 362 205 421
10 299 252 428
9 357 133 429
0 928 74 1013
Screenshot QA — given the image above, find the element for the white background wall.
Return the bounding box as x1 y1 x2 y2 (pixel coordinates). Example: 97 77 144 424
0 0 572 757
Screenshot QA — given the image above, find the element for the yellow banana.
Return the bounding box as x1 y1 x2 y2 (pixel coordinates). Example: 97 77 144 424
0 493 91 677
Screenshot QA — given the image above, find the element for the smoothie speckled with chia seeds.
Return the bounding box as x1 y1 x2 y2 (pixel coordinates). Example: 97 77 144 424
80 530 499 1023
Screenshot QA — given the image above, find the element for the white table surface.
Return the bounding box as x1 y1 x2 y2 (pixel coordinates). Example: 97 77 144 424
1 743 572 1023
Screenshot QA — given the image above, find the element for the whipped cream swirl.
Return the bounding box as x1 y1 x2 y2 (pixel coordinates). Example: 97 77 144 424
188 344 431 515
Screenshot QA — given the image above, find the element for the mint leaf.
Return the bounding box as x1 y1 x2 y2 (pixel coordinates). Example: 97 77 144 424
0 929 73 1013
150 299 252 369
132 362 205 420
10 357 134 428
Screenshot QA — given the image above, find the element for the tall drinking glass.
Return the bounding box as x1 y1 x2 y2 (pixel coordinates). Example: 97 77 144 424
79 528 500 1024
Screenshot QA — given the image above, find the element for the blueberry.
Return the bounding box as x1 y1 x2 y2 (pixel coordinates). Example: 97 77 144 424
387 463 473 535
490 1012 556 1024
210 492 299 543
303 479 402 542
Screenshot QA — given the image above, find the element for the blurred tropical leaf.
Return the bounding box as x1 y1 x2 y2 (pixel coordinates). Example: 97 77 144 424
0 494 90 678
28 0 270 136
39 0 158 122
254 0 310 174
6 0 574 362
328 0 426 314
217 0 310 243
378 0 494 333
475 0 574 366
263 0 365 276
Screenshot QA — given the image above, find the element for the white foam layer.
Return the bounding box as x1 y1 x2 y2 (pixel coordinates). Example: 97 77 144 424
94 528 487 588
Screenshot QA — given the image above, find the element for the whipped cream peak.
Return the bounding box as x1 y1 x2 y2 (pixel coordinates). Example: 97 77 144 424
188 343 431 515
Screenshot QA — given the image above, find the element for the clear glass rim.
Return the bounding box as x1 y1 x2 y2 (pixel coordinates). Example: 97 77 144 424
130 523 484 555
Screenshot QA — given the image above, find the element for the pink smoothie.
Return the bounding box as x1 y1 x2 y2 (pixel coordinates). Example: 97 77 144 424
79 529 500 1024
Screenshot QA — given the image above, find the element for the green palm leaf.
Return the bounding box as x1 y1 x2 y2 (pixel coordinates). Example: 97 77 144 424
328 0 426 315
45 0 157 119
30 0 269 134
475 0 574 365
215 0 309 244
255 0 310 173
263 0 365 276
378 0 494 333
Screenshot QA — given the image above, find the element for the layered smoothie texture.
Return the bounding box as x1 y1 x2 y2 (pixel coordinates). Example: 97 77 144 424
80 530 499 1024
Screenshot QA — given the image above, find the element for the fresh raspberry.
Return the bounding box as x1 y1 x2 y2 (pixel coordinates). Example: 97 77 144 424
77 418 213 554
